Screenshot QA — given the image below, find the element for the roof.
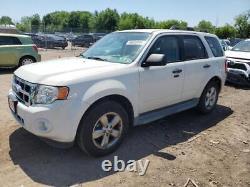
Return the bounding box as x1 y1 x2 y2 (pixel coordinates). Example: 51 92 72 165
0 33 30 38
117 29 216 37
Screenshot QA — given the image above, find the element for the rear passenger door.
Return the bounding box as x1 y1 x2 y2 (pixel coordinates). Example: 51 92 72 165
180 35 212 101
0 36 22 66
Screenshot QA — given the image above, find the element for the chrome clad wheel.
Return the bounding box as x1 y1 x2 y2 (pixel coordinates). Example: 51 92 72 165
77 100 129 157
197 81 219 114
204 86 217 110
92 112 123 149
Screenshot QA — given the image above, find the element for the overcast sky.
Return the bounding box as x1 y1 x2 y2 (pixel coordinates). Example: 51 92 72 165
1 0 249 26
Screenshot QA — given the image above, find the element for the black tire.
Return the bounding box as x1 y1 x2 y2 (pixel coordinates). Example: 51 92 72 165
18 56 35 67
62 47 65 50
197 81 219 114
77 100 129 157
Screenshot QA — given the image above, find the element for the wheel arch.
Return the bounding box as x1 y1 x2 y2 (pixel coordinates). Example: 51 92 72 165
206 76 222 92
80 94 134 127
19 55 37 64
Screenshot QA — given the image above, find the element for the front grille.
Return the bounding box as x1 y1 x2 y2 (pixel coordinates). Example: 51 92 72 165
12 75 37 106
228 63 247 71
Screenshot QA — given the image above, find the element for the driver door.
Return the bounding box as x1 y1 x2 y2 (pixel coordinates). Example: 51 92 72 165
139 35 185 113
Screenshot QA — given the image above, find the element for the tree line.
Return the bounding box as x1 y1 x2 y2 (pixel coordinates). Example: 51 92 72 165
0 8 249 38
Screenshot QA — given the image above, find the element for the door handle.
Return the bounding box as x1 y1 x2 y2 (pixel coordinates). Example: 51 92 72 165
203 64 211 68
172 69 182 74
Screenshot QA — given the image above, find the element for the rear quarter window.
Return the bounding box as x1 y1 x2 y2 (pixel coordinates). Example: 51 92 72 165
205 36 224 57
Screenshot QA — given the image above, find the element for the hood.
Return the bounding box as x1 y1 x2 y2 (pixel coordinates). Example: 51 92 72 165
15 57 126 86
225 50 250 60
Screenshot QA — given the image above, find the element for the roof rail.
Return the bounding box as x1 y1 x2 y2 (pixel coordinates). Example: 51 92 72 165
169 25 195 31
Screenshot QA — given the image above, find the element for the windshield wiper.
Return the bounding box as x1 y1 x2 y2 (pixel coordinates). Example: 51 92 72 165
86 56 108 61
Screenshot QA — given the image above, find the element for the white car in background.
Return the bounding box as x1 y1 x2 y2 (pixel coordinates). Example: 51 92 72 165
225 39 250 86
8 29 226 157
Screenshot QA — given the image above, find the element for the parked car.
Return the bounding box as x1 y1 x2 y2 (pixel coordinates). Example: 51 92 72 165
71 34 94 47
91 33 107 42
32 34 68 49
0 33 41 68
8 30 226 157
229 38 243 47
225 39 250 86
220 39 230 51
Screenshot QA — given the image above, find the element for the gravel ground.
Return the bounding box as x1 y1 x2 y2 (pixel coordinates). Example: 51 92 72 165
0 49 249 187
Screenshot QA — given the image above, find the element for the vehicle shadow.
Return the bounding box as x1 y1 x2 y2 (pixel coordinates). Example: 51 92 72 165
9 105 233 186
225 82 250 90
0 68 14 75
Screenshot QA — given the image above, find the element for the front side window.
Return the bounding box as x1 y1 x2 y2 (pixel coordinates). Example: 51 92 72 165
182 35 207 60
205 36 224 57
82 32 151 64
149 35 181 63
0 36 21 45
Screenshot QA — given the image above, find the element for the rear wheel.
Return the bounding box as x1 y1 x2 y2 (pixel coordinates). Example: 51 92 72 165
19 57 34 67
77 100 129 157
197 81 219 114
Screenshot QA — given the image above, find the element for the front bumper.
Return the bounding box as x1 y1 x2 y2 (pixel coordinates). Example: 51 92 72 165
8 89 81 143
226 71 250 86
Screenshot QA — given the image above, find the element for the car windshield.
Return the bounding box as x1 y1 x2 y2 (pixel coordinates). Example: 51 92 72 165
232 40 250 52
81 32 151 64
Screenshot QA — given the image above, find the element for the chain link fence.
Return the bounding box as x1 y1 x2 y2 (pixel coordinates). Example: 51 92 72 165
25 25 112 51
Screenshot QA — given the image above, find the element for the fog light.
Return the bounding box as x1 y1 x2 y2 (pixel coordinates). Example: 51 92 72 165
34 119 51 133
38 121 48 131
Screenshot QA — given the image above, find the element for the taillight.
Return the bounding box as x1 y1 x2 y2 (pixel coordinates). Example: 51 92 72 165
32 45 38 52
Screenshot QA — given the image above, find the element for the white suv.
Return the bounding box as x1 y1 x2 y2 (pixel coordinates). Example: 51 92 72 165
8 29 226 157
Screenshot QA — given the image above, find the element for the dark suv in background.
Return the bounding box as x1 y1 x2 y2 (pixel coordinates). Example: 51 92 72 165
71 34 94 47
31 34 68 49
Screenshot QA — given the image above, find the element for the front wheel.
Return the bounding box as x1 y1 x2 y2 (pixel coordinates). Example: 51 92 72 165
77 100 129 157
197 81 219 114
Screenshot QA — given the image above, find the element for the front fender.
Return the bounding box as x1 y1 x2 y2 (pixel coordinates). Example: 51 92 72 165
75 79 138 127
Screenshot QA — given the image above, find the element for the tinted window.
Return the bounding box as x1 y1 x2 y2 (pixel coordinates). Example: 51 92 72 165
84 35 92 39
205 36 224 57
149 36 181 63
0 36 22 45
183 36 207 60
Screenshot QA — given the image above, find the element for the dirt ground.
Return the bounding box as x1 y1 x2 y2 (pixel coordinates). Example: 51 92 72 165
0 49 249 187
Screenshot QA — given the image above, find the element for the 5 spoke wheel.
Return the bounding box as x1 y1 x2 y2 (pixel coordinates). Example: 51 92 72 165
77 100 129 157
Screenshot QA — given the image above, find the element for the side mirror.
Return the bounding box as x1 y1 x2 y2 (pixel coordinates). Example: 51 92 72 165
141 54 167 67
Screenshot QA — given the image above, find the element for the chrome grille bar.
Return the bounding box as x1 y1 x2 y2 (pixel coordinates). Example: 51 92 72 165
12 75 37 106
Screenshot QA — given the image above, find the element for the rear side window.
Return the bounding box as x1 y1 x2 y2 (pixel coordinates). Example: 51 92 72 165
182 35 207 60
0 36 22 45
205 36 224 57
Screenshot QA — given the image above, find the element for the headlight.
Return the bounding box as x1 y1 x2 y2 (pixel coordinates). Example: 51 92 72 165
33 85 69 104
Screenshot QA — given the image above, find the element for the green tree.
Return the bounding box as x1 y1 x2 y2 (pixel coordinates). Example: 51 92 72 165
119 13 151 30
0 16 13 25
94 8 120 32
16 16 32 32
30 14 41 32
156 19 187 29
197 20 215 33
234 11 250 38
67 11 92 32
42 11 70 32
215 24 236 39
